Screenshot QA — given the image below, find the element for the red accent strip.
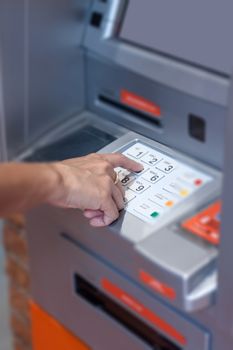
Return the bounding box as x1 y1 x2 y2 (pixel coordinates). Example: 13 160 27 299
139 270 176 301
102 278 186 346
120 90 161 117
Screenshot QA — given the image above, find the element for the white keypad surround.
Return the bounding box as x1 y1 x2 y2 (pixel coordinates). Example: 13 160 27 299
116 142 213 224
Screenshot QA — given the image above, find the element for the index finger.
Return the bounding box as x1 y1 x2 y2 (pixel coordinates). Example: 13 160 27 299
102 153 144 172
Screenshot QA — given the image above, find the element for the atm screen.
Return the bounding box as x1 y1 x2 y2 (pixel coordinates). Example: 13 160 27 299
116 142 213 224
120 0 233 75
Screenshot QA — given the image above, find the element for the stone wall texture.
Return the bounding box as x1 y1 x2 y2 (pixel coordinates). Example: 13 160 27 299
3 214 32 350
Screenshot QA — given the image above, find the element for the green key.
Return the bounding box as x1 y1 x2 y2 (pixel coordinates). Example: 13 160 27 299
150 211 159 218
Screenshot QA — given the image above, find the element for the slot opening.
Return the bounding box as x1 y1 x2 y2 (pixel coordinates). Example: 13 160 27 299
74 274 181 350
98 94 163 129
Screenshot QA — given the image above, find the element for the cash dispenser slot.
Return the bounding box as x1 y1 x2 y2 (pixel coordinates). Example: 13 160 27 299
74 274 181 350
98 94 162 128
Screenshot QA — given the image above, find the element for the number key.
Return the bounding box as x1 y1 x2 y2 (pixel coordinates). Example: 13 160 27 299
156 159 176 174
142 169 165 184
129 180 150 194
125 144 149 159
141 152 162 166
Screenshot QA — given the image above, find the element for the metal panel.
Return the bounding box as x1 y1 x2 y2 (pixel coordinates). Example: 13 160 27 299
0 0 26 159
27 204 209 350
87 55 226 169
120 0 233 75
0 0 91 159
84 0 229 107
27 0 91 143
216 82 233 330
25 128 233 349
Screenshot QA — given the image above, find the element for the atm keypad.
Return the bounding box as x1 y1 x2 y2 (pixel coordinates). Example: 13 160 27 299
116 142 213 224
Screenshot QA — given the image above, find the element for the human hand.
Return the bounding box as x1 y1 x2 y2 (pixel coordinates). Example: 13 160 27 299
48 153 143 226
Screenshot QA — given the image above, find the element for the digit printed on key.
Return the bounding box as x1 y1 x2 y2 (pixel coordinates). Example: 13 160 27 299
129 180 150 194
142 169 165 184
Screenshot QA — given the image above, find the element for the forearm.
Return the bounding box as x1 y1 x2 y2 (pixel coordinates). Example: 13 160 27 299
0 153 142 226
0 162 58 217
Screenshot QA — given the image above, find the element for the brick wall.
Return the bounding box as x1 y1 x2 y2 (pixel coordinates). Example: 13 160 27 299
3 214 32 350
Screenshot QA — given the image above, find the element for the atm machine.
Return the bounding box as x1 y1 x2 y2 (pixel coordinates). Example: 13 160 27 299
2 0 233 349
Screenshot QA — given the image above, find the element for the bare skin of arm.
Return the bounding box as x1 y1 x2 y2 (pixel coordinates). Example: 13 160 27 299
0 153 143 227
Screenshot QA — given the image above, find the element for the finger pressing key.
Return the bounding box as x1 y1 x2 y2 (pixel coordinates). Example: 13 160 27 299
103 153 144 173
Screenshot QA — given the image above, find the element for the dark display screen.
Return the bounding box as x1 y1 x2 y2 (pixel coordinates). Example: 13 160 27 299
119 0 233 75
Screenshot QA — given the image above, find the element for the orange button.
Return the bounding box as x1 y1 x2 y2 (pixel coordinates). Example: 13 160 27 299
165 200 174 207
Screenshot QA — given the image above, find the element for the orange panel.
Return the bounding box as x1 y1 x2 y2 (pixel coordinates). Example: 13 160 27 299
30 301 91 350
182 200 221 245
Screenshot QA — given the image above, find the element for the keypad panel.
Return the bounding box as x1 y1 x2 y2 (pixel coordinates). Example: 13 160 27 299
116 142 213 224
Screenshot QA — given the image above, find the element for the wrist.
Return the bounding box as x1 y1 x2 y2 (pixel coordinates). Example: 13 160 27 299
41 162 63 205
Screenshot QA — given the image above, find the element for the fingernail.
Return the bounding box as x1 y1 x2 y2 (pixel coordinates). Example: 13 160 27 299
135 164 144 173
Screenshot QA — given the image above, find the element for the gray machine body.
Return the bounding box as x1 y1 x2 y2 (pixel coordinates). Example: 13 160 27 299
27 129 223 350
0 0 91 160
2 0 233 349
